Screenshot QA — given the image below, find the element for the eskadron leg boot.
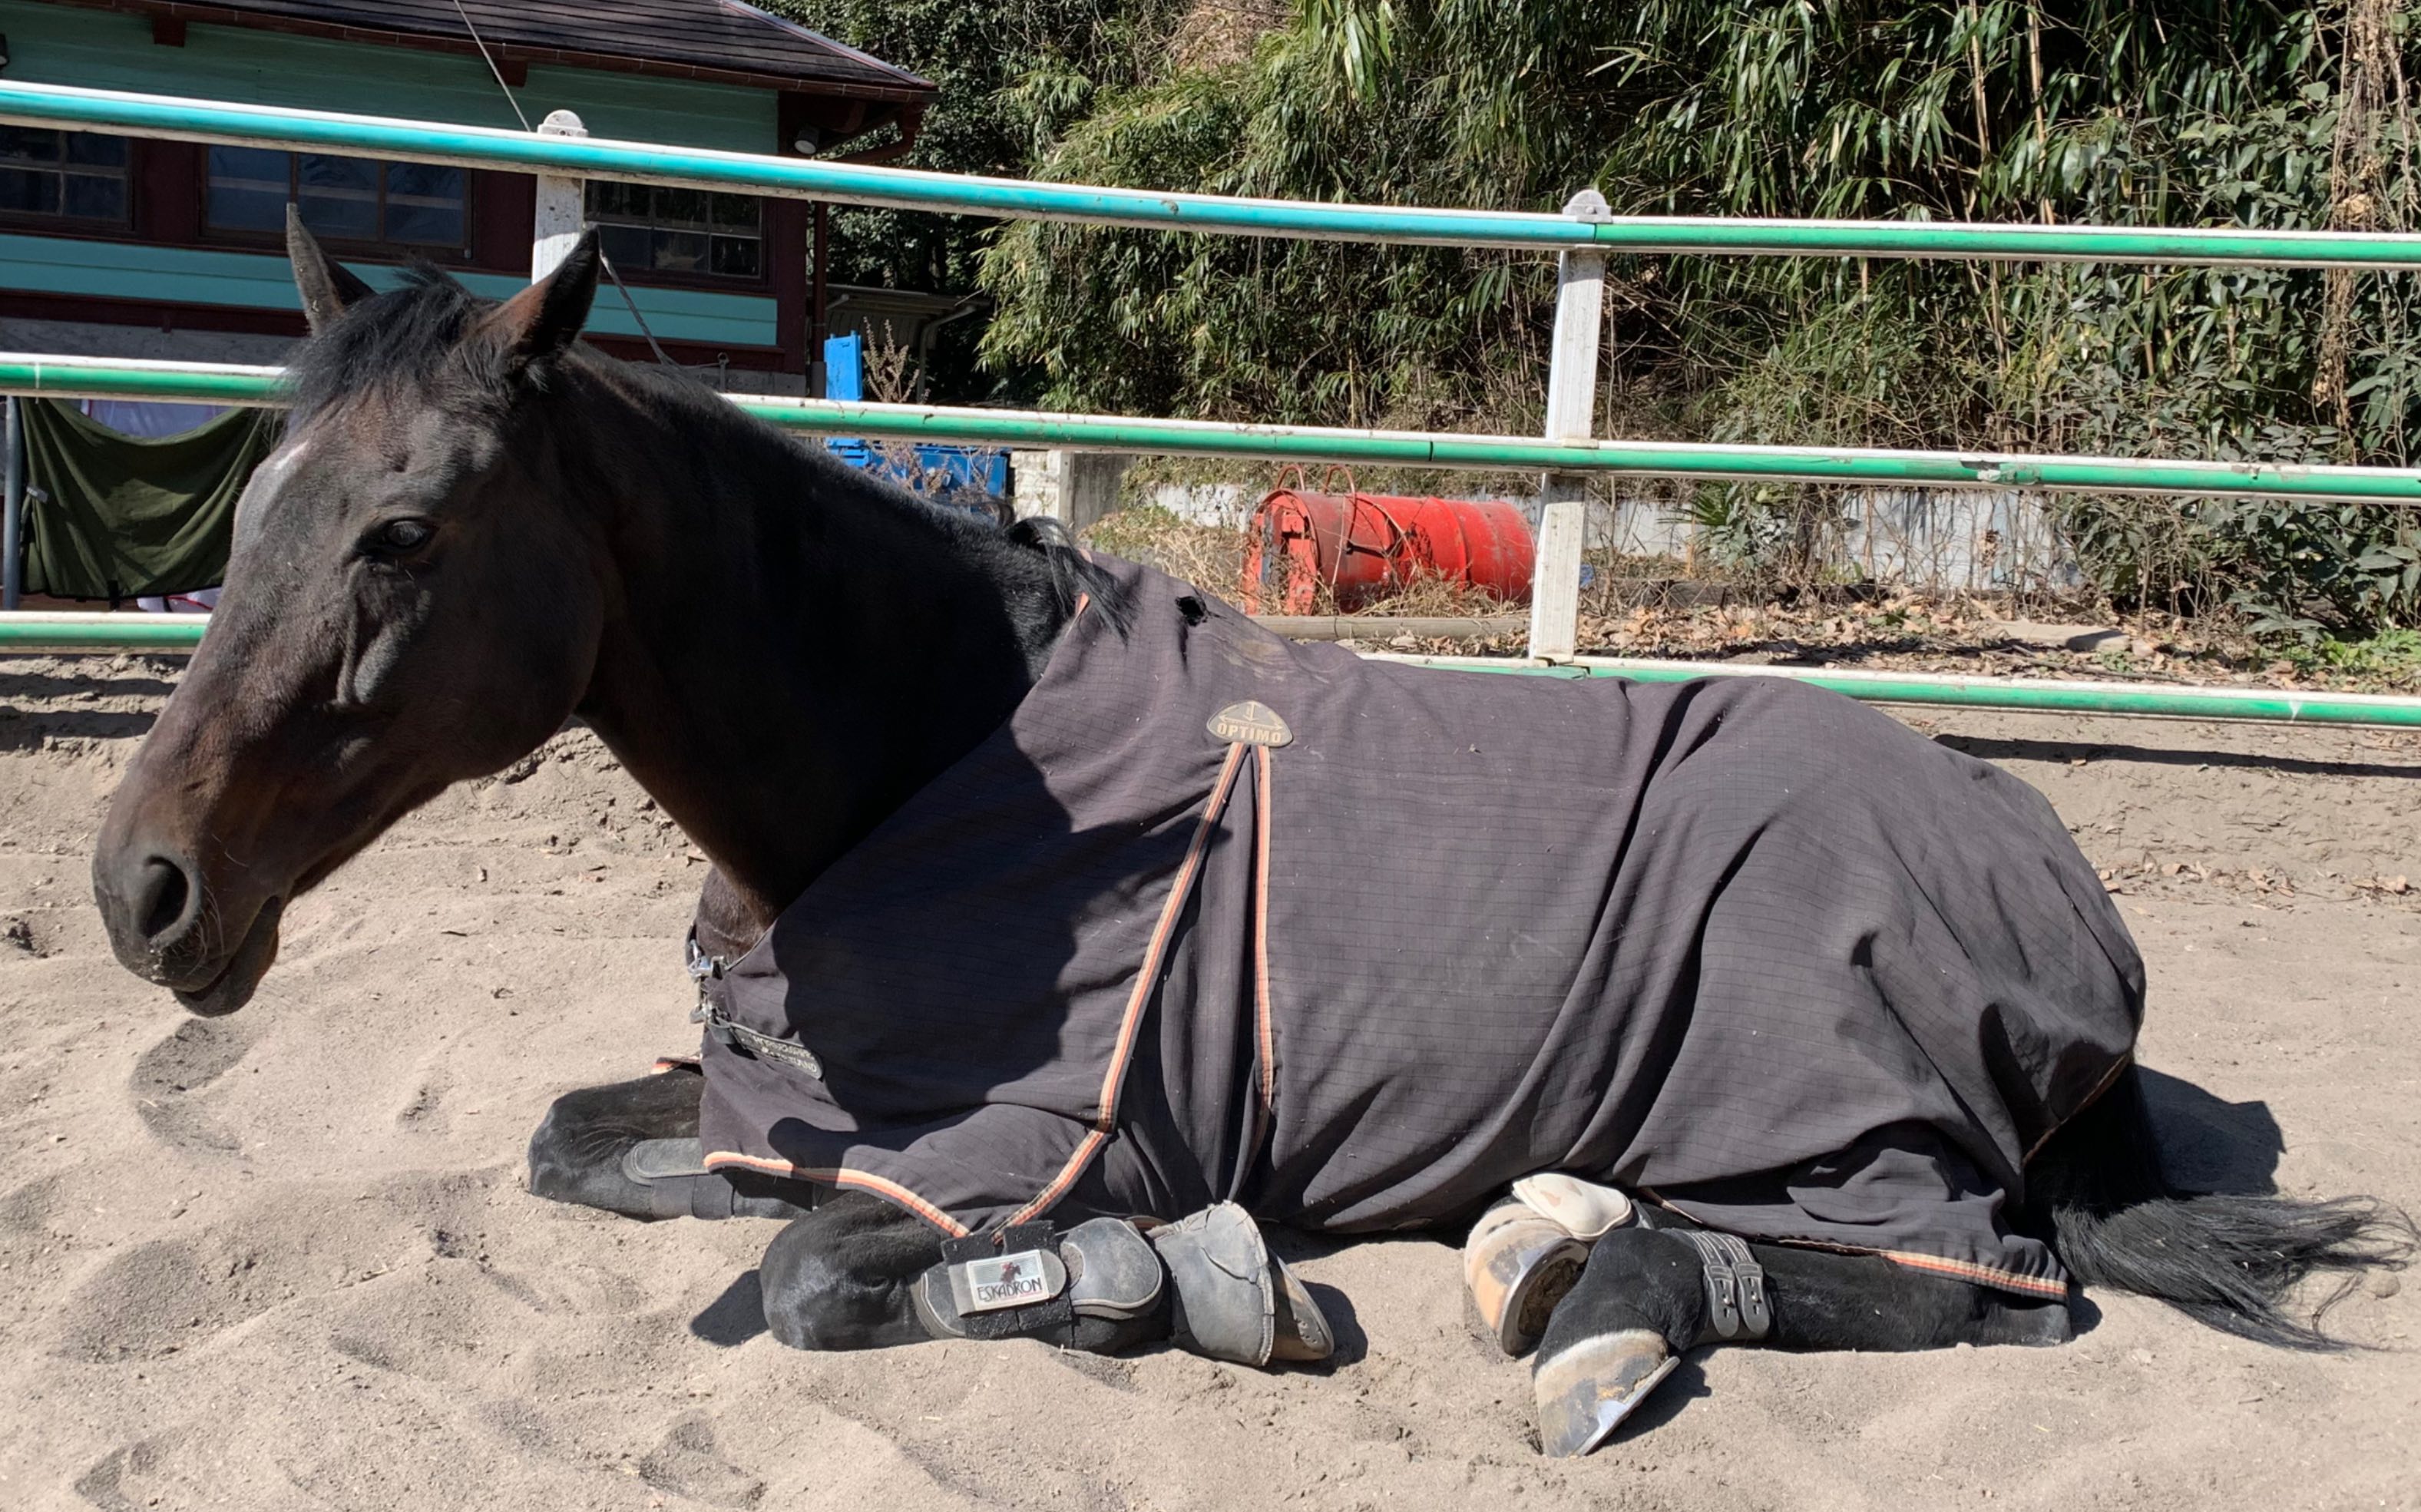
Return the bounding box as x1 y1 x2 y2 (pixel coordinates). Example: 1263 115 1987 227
912 1217 1167 1345
1149 1202 1334 1366
1464 1173 1635 1355
620 1137 816 1221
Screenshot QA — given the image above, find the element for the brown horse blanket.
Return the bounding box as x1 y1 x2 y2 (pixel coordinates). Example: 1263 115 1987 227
695 557 2143 1297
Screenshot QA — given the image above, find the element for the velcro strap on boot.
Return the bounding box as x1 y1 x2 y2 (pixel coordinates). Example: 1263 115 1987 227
622 1138 735 1220
1680 1230 1773 1342
918 1223 1076 1343
617 1138 815 1223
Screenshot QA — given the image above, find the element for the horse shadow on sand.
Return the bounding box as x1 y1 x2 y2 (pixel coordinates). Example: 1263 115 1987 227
2135 1066 2287 1196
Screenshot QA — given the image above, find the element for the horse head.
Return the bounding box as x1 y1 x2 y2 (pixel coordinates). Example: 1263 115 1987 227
91 213 614 1015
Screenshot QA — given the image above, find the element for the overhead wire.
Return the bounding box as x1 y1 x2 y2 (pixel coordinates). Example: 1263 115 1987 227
449 0 680 369
451 0 532 131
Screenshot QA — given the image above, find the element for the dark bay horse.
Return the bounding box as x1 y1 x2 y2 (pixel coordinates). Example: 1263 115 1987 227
89 220 2409 1457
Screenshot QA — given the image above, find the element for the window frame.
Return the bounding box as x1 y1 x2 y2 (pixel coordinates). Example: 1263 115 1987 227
199 147 477 261
582 180 774 292
0 127 135 231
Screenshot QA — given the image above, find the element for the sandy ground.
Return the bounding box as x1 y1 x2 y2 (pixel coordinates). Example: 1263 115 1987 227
2 654 2416 1512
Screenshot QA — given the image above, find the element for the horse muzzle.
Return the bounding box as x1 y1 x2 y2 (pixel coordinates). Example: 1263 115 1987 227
165 898 286 1017
92 839 285 1015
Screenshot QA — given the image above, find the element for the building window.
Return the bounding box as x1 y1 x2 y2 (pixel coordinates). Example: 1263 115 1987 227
0 128 131 223
586 182 762 280
206 147 465 248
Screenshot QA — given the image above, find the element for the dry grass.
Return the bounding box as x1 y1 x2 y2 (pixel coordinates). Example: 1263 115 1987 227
1082 506 1252 594
1168 0 1290 71
858 319 917 404
853 320 941 486
1076 505 2421 694
1312 570 1517 618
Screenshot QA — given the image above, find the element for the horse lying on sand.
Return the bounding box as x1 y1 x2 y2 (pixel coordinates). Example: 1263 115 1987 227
90 219 2413 1457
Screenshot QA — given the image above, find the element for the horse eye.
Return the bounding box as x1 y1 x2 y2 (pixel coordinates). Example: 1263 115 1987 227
375 518 433 553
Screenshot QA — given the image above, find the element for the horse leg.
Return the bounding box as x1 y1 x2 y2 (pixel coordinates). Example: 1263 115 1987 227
757 1191 947 1350
1743 1237 2072 1351
524 1064 815 1222
1530 1220 2070 1457
757 1195 1175 1355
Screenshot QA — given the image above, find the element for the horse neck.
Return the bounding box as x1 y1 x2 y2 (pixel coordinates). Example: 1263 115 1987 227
561 370 1060 942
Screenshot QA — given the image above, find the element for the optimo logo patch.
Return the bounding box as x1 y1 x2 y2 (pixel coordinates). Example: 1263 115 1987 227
1208 700 1294 747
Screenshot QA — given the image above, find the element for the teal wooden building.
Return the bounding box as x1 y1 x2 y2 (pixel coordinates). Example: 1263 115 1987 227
0 0 935 392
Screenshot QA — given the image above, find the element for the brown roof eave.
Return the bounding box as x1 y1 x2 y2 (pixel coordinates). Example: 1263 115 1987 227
54 0 939 105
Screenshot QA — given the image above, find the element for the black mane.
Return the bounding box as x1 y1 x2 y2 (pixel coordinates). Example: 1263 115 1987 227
283 264 1131 634
286 264 488 424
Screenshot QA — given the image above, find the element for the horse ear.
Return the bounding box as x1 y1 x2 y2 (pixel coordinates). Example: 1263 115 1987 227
482 229 601 375
287 206 373 336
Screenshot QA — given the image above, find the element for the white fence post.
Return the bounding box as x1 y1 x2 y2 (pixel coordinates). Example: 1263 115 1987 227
531 109 587 280
1526 189 1610 662
2 397 21 612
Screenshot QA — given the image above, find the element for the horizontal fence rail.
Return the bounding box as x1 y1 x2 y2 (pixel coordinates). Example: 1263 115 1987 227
8 609 2419 728
0 612 212 650
12 354 2421 505
13 82 2421 266
15 81 2421 712
1388 656 2421 730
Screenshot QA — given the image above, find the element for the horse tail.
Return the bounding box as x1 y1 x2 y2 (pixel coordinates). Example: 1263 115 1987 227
2030 1065 2415 1348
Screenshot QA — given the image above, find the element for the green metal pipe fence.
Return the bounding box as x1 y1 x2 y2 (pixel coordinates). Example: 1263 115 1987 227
12 354 2421 505
1 613 213 652
9 82 2421 730
1388 656 2421 730
7 607 2416 728
11 81 2421 266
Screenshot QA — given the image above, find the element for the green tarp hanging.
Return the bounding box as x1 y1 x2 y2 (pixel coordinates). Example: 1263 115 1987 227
19 399 280 600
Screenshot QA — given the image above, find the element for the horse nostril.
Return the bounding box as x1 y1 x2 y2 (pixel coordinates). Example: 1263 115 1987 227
137 855 194 944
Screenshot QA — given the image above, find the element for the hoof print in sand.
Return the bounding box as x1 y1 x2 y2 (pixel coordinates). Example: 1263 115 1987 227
72 1434 182 1512
0 1173 64 1236
639 1414 766 1508
53 1237 273 1362
130 1017 256 1153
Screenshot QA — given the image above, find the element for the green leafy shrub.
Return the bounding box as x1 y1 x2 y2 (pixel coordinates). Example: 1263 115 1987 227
772 2 2421 638
978 0 2421 637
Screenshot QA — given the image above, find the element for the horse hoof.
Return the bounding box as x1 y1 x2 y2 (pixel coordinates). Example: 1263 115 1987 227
1464 1204 1589 1356
1532 1328 1678 1458
1268 1254 1335 1363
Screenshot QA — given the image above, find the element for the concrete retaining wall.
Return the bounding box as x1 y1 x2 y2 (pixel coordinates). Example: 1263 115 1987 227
1136 479 2081 594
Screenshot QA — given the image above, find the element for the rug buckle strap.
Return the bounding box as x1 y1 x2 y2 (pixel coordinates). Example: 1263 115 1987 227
684 935 823 1079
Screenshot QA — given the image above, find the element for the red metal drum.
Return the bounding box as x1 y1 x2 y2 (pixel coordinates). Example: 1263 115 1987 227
1241 468 1535 614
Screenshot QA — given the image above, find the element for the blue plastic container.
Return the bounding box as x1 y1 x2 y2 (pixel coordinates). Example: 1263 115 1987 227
821 335 1007 503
